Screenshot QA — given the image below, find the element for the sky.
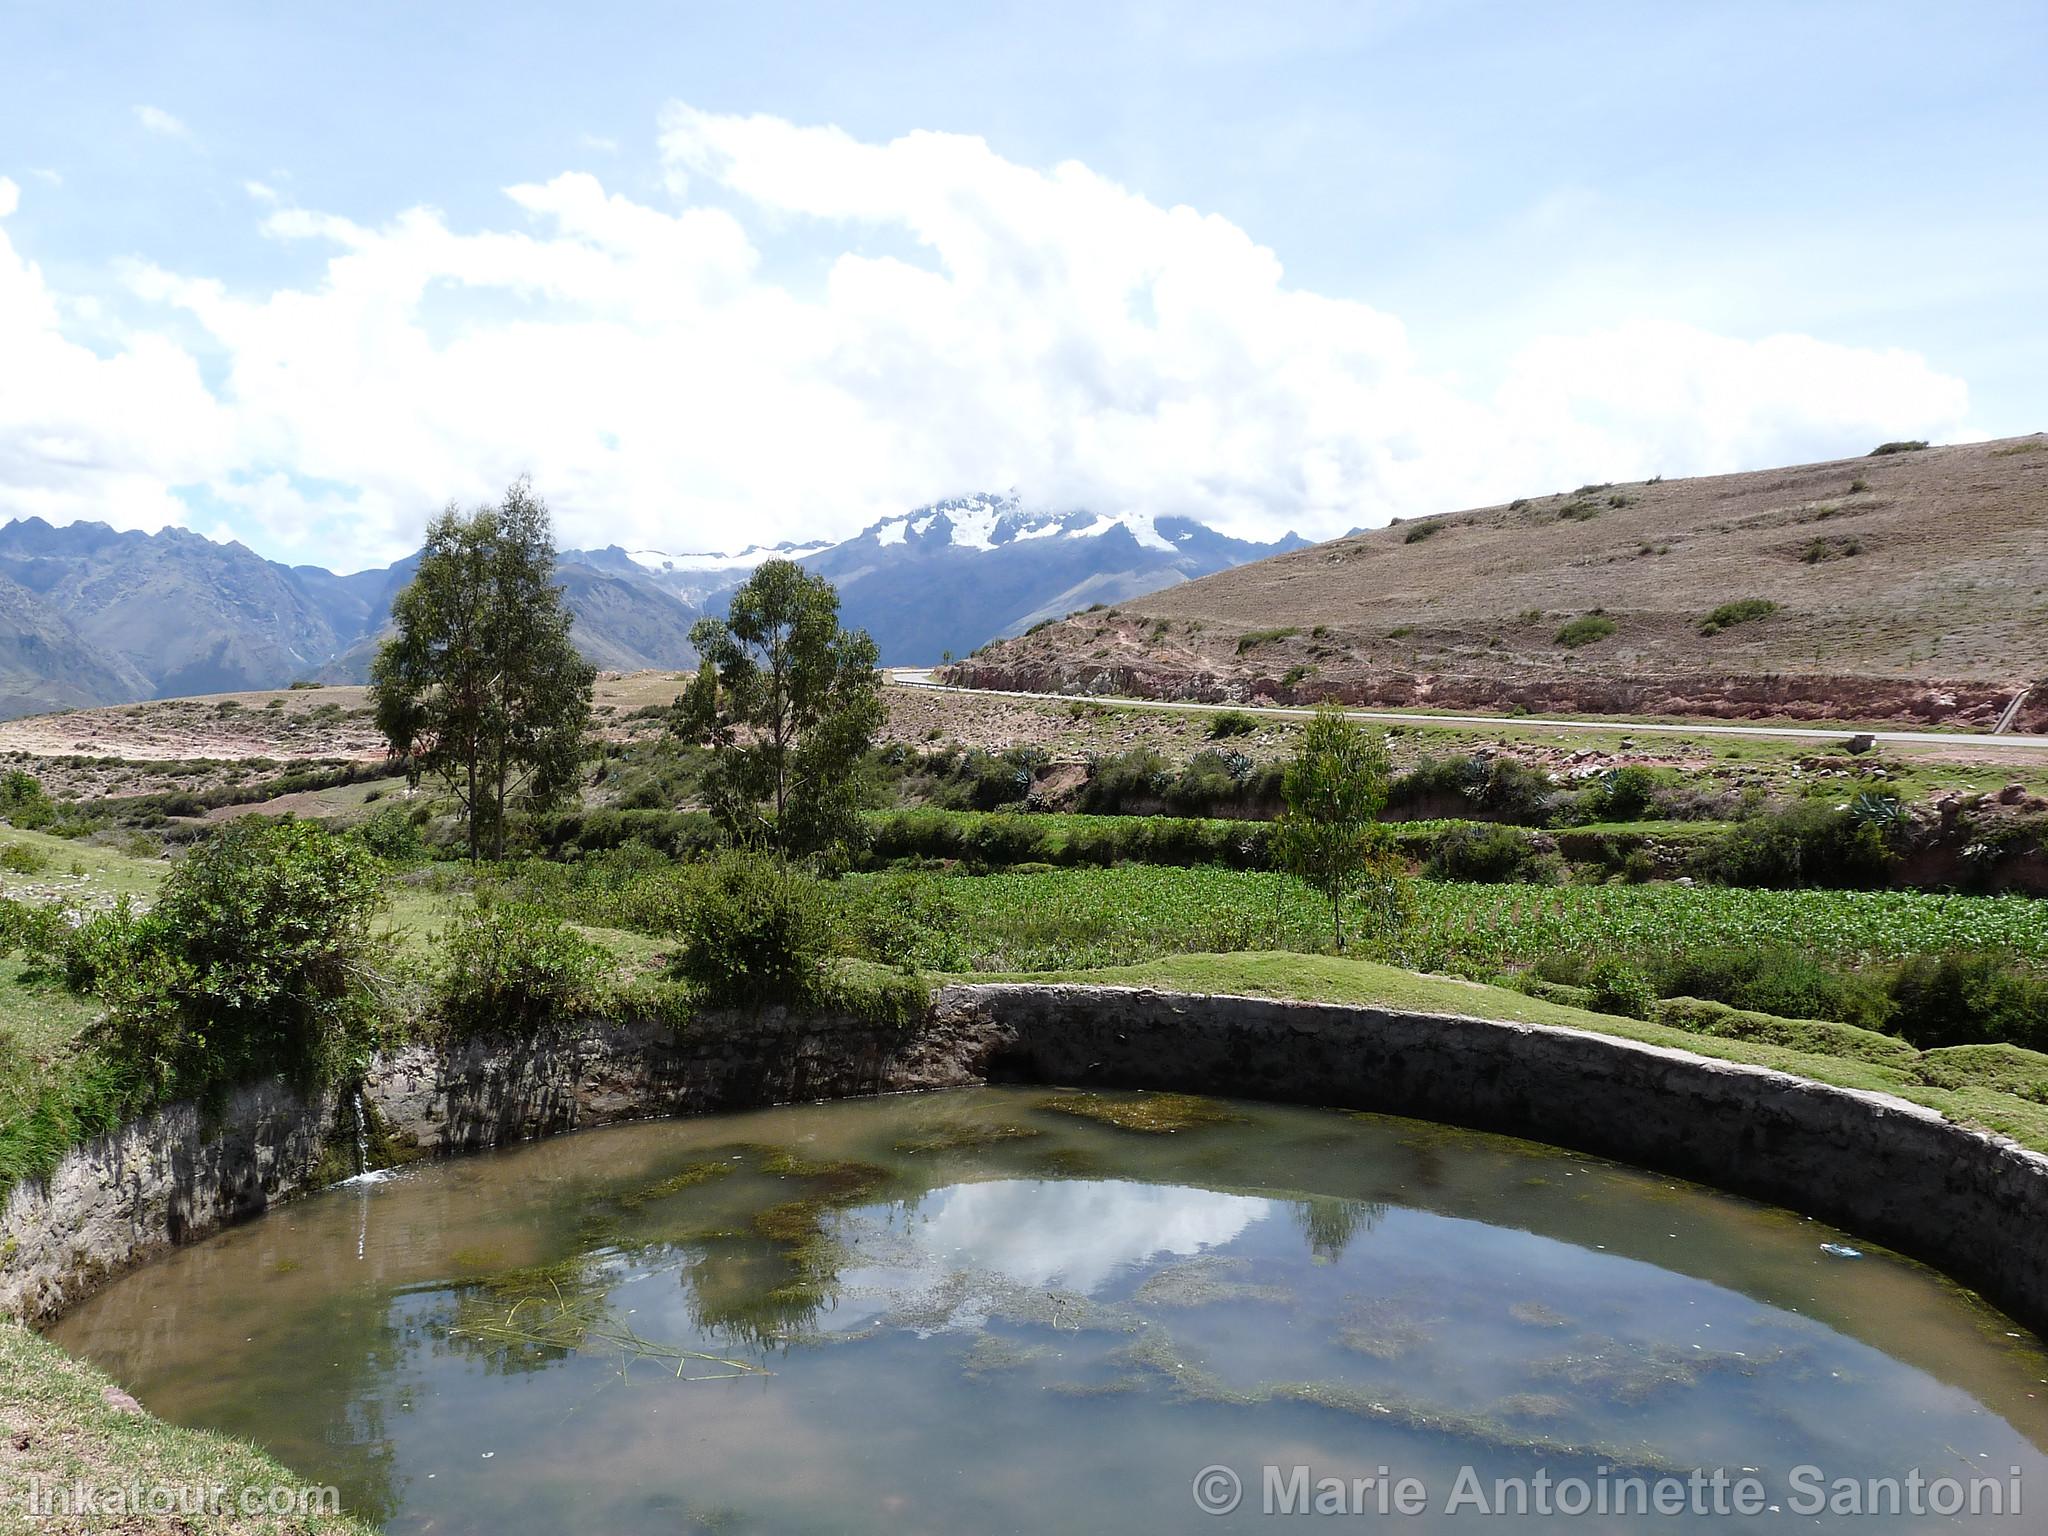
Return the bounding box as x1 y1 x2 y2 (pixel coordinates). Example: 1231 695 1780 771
2 0 2043 572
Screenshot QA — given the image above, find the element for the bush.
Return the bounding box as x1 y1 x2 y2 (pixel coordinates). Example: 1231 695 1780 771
88 819 383 1102
1586 765 1660 822
1554 614 1617 648
1699 598 1778 636
435 899 611 1036
1235 627 1299 653
1424 823 1557 883
1208 710 1260 739
1690 802 1896 888
1402 521 1442 543
1077 748 1175 814
0 842 49 875
1392 754 1562 825
1886 952 2048 1052
1649 944 1888 1029
0 771 56 831
835 873 966 970
671 852 831 1009
1586 958 1654 1019
351 804 428 865
1868 440 1927 456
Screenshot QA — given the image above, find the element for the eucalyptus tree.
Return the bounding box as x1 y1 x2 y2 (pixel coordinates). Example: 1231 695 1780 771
370 479 594 861
677 559 883 859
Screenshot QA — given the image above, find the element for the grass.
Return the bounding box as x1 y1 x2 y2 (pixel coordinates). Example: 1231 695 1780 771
962 950 2048 1151
0 1318 372 1534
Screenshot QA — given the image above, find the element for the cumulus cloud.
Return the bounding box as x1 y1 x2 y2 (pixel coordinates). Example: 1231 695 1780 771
0 182 233 532
0 106 1974 567
132 104 191 140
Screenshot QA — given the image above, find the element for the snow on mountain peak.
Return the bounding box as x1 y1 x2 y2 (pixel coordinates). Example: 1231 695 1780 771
860 494 1178 553
625 541 828 575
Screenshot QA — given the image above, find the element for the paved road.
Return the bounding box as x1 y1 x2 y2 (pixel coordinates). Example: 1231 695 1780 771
888 671 2048 752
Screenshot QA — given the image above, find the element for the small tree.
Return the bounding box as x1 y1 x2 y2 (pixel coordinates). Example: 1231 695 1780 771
677 560 883 857
370 479 595 860
1271 706 1407 949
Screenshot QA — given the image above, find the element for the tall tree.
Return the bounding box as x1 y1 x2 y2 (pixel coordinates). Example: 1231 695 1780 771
1271 706 1409 949
677 560 883 857
370 479 594 860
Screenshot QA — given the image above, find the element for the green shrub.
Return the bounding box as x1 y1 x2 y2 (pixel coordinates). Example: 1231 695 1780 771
0 771 56 831
1699 598 1778 635
1424 823 1556 883
671 852 831 1009
1586 958 1654 1019
1868 440 1927 456
1235 627 1299 653
435 899 611 1037
1553 614 1617 648
1077 748 1175 813
352 804 428 865
1586 765 1660 822
1886 952 2048 1052
835 873 966 970
1690 801 1895 888
1208 710 1259 740
88 820 384 1103
0 842 49 875
1392 754 1561 825
1649 944 1888 1028
1402 520 1442 543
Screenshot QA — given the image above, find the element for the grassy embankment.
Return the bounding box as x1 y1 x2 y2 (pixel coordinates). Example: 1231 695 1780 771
0 1318 371 1535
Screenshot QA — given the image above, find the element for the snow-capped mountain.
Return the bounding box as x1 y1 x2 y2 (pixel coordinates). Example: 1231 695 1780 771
579 493 1305 663
0 498 1304 713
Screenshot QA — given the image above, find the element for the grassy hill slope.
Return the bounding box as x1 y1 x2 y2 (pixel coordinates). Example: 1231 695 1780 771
951 435 2048 728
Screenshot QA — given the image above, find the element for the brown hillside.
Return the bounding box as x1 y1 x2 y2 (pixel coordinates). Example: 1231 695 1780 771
950 435 2048 729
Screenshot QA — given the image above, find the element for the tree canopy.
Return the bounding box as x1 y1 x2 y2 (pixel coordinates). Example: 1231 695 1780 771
370 479 594 860
676 559 883 859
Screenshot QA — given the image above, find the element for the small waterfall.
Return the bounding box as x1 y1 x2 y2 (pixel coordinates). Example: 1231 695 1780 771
352 1090 369 1180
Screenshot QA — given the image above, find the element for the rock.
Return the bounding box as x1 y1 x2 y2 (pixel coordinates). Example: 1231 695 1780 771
101 1387 143 1415
1844 734 1877 754
1999 783 2027 805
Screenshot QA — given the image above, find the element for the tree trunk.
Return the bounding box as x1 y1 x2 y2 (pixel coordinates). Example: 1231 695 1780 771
466 753 480 862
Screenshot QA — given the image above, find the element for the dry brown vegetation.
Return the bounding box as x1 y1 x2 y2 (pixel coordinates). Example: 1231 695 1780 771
952 435 2048 729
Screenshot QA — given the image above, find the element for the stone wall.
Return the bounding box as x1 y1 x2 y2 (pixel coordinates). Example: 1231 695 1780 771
7 985 2047 1337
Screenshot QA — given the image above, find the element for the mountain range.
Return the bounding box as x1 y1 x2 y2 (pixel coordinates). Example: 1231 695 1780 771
0 495 1302 717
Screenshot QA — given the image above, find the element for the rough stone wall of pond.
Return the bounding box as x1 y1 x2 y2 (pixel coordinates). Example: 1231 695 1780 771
6 985 2048 1338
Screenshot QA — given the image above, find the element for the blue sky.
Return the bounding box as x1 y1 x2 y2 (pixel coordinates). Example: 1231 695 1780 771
3 0 2042 569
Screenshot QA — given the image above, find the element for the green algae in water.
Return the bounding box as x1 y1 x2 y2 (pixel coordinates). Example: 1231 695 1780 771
48 1088 2048 1535
1038 1089 1246 1133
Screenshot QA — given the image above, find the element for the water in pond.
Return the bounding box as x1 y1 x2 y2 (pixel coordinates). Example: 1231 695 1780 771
50 1089 2048 1532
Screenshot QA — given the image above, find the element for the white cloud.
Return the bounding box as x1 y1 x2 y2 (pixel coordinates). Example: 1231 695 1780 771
0 105 1974 567
242 180 279 204
132 104 191 140
0 187 232 532
27 169 62 188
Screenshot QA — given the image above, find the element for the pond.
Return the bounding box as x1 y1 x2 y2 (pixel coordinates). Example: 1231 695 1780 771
51 1088 2048 1532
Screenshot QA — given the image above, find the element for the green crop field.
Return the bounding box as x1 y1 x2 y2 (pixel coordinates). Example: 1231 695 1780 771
893 864 2048 974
